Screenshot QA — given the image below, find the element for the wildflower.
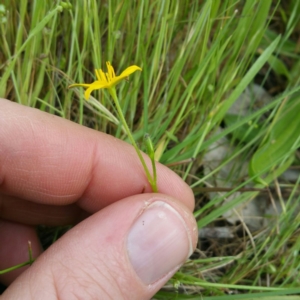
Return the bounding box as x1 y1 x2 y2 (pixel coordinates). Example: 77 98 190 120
69 61 142 100
68 61 157 192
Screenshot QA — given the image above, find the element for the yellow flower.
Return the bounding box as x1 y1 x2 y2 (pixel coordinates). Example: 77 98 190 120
69 61 142 100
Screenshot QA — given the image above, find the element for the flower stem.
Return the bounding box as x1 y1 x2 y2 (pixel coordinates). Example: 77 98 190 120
109 88 158 192
144 133 157 191
0 260 35 274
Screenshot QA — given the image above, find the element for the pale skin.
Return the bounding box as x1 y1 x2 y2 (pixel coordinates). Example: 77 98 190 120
0 98 197 299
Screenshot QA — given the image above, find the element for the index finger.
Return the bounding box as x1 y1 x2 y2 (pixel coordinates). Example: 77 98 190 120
0 99 194 213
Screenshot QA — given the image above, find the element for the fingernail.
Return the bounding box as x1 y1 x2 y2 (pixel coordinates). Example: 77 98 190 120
127 201 193 285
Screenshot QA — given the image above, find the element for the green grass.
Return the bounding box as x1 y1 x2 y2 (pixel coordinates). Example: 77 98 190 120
1 0 300 298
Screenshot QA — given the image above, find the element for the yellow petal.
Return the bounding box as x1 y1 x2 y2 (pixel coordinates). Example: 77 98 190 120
109 65 142 87
84 86 94 100
106 61 115 80
99 69 108 83
95 69 101 81
119 65 142 78
83 81 109 100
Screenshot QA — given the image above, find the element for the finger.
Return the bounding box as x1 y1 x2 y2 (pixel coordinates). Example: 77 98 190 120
0 99 194 215
2 194 198 300
0 220 42 286
0 194 86 226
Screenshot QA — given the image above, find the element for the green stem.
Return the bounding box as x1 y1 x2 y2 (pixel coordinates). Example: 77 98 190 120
144 133 157 192
0 260 35 275
151 155 157 190
0 241 35 274
109 88 157 192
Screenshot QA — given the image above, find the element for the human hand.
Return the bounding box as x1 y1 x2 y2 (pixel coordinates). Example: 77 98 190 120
0 99 197 299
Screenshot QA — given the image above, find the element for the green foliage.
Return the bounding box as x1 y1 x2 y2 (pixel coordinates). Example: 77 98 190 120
1 0 300 297
249 94 300 185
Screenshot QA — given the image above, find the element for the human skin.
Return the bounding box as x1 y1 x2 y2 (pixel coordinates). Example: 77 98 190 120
0 98 197 300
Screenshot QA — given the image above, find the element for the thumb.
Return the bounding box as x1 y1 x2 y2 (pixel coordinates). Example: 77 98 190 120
2 193 197 300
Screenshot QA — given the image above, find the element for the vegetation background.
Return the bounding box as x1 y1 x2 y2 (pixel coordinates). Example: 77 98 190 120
1 0 300 298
